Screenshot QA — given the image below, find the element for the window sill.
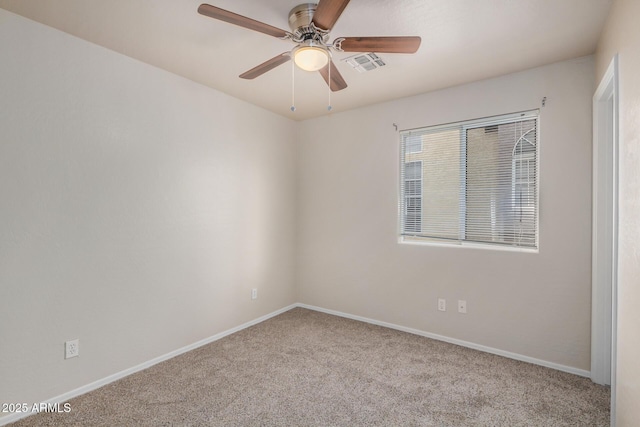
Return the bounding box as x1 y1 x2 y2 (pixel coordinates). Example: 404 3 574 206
398 236 539 253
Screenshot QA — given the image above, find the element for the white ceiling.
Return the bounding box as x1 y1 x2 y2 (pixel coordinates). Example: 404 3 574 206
0 0 612 121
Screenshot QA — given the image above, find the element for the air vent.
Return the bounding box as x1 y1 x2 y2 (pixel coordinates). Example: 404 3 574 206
342 53 386 73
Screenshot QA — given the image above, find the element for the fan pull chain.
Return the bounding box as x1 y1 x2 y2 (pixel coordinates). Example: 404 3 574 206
290 59 296 112
327 59 332 111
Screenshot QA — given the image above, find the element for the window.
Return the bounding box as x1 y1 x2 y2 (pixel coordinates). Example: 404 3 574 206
403 161 422 232
405 134 422 154
399 111 538 250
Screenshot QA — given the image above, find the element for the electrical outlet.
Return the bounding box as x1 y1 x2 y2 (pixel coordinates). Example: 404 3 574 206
251 288 258 300
65 339 79 359
458 300 467 314
438 298 446 312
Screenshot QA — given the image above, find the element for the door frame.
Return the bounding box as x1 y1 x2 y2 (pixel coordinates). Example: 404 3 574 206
591 54 618 422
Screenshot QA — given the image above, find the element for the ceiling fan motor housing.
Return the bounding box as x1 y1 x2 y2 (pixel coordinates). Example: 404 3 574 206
288 3 327 43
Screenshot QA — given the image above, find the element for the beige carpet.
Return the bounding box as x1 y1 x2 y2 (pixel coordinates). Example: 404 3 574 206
11 307 610 426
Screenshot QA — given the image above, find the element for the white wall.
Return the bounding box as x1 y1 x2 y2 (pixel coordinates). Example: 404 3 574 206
0 8 296 412
296 56 595 371
596 0 640 424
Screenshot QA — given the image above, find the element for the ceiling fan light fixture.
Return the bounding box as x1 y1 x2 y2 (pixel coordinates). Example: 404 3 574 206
198 1 422 98
293 43 329 72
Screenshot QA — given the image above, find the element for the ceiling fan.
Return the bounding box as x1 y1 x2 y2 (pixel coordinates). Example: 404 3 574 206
197 0 421 92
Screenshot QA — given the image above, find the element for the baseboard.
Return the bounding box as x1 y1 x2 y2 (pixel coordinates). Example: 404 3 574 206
1 301 590 426
296 303 591 378
0 304 297 427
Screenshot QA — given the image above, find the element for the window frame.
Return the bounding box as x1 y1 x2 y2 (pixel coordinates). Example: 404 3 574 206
398 110 540 252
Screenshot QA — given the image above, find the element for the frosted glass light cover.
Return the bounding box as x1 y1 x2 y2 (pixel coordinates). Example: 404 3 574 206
294 46 329 71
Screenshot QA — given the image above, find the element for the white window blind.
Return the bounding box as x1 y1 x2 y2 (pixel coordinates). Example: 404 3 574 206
404 161 422 233
399 111 539 249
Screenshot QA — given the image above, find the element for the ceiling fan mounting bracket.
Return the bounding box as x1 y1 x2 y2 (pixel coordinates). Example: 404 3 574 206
332 37 345 52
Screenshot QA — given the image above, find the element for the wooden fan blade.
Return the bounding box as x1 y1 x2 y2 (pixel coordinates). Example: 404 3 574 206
319 59 348 92
198 4 288 38
239 53 291 79
311 0 351 31
337 36 421 53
